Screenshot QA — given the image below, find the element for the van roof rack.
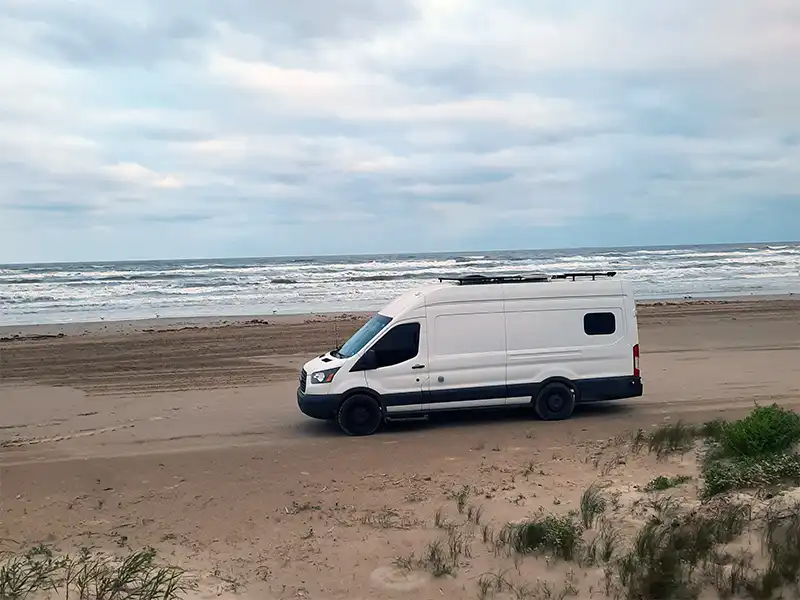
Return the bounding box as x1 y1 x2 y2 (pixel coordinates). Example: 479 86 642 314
438 272 618 285
551 272 617 281
438 274 550 285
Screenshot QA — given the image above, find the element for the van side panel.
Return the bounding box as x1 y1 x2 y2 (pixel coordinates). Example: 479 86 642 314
503 293 638 402
423 301 508 411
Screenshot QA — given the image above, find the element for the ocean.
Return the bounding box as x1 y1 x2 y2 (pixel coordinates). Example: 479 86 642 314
1 243 798 326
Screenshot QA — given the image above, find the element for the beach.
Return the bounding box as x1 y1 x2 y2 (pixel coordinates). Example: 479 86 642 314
2 298 800 598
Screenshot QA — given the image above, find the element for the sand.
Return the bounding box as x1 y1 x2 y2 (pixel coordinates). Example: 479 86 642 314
1 298 800 599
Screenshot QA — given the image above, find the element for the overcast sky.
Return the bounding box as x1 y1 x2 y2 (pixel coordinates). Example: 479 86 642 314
1 0 798 263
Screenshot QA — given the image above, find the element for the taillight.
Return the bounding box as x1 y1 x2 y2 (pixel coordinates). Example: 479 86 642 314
633 344 640 377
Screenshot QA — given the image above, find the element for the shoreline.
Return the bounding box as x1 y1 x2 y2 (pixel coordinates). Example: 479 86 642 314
1 294 798 341
0 312 373 340
6 243 798 335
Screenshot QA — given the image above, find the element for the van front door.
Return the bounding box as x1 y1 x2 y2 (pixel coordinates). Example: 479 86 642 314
363 320 429 414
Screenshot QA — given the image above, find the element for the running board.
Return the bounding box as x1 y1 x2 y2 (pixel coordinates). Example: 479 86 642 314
385 415 429 423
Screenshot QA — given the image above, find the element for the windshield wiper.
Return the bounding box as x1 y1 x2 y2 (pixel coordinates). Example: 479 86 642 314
330 348 343 359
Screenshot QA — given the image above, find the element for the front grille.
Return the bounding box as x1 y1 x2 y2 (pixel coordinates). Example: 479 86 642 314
299 368 307 393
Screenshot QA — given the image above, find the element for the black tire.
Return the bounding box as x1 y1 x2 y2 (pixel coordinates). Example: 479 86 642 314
337 394 383 436
534 382 576 421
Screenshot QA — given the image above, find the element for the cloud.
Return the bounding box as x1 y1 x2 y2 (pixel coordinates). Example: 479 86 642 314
0 0 798 263
5 200 95 215
103 163 185 189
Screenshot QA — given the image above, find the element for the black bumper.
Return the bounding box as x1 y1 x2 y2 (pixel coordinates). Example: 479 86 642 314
297 387 340 420
576 376 643 403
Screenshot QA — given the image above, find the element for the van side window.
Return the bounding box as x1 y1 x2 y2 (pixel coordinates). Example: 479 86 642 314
584 312 616 336
371 323 420 368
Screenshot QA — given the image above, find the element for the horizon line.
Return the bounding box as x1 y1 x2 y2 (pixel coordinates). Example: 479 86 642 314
2 239 797 268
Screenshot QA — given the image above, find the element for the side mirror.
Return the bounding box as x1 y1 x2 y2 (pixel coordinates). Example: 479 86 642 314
354 349 378 371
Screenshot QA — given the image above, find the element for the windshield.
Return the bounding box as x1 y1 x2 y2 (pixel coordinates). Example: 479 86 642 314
336 313 392 358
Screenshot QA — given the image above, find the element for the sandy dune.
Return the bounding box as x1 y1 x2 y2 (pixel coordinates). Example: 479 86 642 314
1 299 799 599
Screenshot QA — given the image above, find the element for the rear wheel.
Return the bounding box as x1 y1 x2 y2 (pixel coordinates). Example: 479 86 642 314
337 394 383 436
534 382 576 421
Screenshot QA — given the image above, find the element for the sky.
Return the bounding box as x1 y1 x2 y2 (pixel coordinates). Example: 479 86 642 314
1 0 799 263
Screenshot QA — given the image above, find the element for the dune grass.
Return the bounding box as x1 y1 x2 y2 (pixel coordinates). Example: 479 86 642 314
498 513 584 562
612 499 750 599
579 483 607 529
0 546 189 600
638 405 800 498
646 421 700 459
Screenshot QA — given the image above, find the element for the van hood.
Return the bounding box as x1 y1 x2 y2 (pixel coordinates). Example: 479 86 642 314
303 352 348 374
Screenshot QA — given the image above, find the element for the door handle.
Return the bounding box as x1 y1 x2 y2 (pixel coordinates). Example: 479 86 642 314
411 364 426 370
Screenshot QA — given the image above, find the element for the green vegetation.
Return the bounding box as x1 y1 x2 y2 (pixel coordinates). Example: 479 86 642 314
702 453 800 498
644 475 692 492
646 421 699 459
716 404 800 458
634 417 728 460
612 500 749 599
639 405 800 498
579 483 607 529
400 405 800 598
499 513 584 562
476 570 578 600
584 523 622 567
0 546 188 600
609 405 800 597
414 526 472 578
697 418 727 441
419 539 454 577
757 501 800 597
700 404 800 498
611 497 800 600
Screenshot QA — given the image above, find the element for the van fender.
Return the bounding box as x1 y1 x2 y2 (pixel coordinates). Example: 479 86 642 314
341 387 385 413
536 375 581 403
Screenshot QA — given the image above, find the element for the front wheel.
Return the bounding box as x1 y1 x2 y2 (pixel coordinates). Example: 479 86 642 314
337 394 383 436
534 382 576 421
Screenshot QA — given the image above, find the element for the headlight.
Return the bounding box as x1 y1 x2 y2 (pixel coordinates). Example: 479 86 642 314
310 367 339 384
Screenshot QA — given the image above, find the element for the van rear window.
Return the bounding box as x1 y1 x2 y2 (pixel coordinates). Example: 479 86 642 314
584 312 616 336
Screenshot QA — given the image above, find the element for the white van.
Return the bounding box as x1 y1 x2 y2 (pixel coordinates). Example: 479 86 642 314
297 272 642 436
